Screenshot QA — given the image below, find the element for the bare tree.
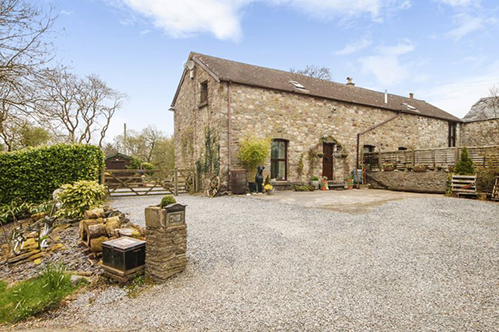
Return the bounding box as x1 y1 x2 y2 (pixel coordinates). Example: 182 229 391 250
0 0 55 108
290 65 333 81
0 0 56 149
34 67 125 147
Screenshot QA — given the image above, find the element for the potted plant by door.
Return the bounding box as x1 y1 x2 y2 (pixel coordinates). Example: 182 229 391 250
320 176 329 191
310 176 320 189
345 177 354 189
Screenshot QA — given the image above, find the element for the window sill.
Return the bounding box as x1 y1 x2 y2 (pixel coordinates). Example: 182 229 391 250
198 101 208 108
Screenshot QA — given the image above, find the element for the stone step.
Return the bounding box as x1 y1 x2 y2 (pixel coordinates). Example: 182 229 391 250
328 182 345 190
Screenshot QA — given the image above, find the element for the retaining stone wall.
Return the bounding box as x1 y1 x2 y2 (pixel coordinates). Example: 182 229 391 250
367 170 448 194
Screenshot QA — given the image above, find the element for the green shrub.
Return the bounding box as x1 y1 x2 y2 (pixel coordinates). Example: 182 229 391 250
140 162 155 170
126 156 142 169
0 198 32 224
295 184 315 191
310 176 319 181
238 136 270 176
0 199 53 225
476 168 499 193
55 180 107 219
0 264 84 324
454 147 475 175
160 195 177 208
0 144 105 205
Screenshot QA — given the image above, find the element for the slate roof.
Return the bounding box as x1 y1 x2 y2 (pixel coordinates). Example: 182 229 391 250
463 97 499 122
173 52 461 122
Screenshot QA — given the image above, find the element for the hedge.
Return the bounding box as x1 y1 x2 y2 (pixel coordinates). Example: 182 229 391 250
0 144 105 204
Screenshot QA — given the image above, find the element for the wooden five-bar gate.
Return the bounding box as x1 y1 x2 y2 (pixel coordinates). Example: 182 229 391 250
103 169 196 197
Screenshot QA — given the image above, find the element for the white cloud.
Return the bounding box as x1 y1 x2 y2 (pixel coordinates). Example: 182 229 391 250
110 0 411 41
433 0 478 7
446 13 493 40
433 0 496 40
358 40 415 86
119 0 246 41
336 38 372 55
60 10 72 16
140 29 152 36
421 61 499 117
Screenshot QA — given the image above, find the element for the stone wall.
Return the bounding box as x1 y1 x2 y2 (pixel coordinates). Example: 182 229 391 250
228 83 453 182
460 119 499 147
367 170 448 194
173 68 230 188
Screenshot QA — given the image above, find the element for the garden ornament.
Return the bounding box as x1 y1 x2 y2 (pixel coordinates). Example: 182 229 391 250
255 166 265 193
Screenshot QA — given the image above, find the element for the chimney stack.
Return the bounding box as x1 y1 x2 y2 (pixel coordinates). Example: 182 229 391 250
346 77 355 86
409 92 414 99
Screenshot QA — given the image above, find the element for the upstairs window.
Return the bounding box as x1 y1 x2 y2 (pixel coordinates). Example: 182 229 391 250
363 145 375 153
448 123 457 147
200 81 208 105
271 139 287 181
398 147 408 151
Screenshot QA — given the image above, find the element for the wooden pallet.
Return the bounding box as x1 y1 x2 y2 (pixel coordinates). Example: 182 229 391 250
451 174 477 197
492 177 499 201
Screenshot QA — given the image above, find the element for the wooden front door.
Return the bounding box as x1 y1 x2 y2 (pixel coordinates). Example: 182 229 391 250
322 143 334 180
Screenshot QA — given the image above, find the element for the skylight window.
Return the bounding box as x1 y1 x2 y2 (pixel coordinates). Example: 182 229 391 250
289 80 305 89
403 103 417 111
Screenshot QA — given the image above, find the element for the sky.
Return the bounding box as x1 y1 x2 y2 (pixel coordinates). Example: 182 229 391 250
46 0 499 141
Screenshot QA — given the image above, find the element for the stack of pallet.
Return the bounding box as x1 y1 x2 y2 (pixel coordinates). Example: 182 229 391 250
451 174 477 198
492 177 499 201
79 208 145 253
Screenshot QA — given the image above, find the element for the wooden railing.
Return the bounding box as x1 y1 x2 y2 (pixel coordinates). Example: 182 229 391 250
104 169 196 197
363 145 499 170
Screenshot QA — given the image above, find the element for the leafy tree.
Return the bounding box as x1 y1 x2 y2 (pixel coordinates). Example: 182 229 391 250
454 147 475 175
113 126 174 169
0 119 50 151
290 65 333 81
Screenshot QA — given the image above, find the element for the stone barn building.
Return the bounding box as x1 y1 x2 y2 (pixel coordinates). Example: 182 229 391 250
170 52 462 189
460 97 499 147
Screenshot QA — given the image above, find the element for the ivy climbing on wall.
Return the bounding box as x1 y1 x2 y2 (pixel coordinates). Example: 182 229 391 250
201 127 220 176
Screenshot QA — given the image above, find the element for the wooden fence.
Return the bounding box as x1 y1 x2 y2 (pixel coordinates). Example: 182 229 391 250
103 169 196 197
363 145 499 170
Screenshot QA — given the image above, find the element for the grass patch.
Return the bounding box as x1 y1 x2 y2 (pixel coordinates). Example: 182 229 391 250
0 264 86 324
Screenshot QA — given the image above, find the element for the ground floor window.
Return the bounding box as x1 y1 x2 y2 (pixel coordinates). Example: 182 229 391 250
271 139 287 180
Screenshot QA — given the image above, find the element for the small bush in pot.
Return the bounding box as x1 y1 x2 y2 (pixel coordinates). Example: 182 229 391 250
160 195 177 208
310 175 320 189
238 136 270 181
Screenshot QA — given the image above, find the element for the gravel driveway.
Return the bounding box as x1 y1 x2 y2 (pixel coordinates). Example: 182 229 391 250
27 194 499 331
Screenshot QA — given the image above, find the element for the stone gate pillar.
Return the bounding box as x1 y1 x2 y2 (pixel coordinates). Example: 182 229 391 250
144 203 187 282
